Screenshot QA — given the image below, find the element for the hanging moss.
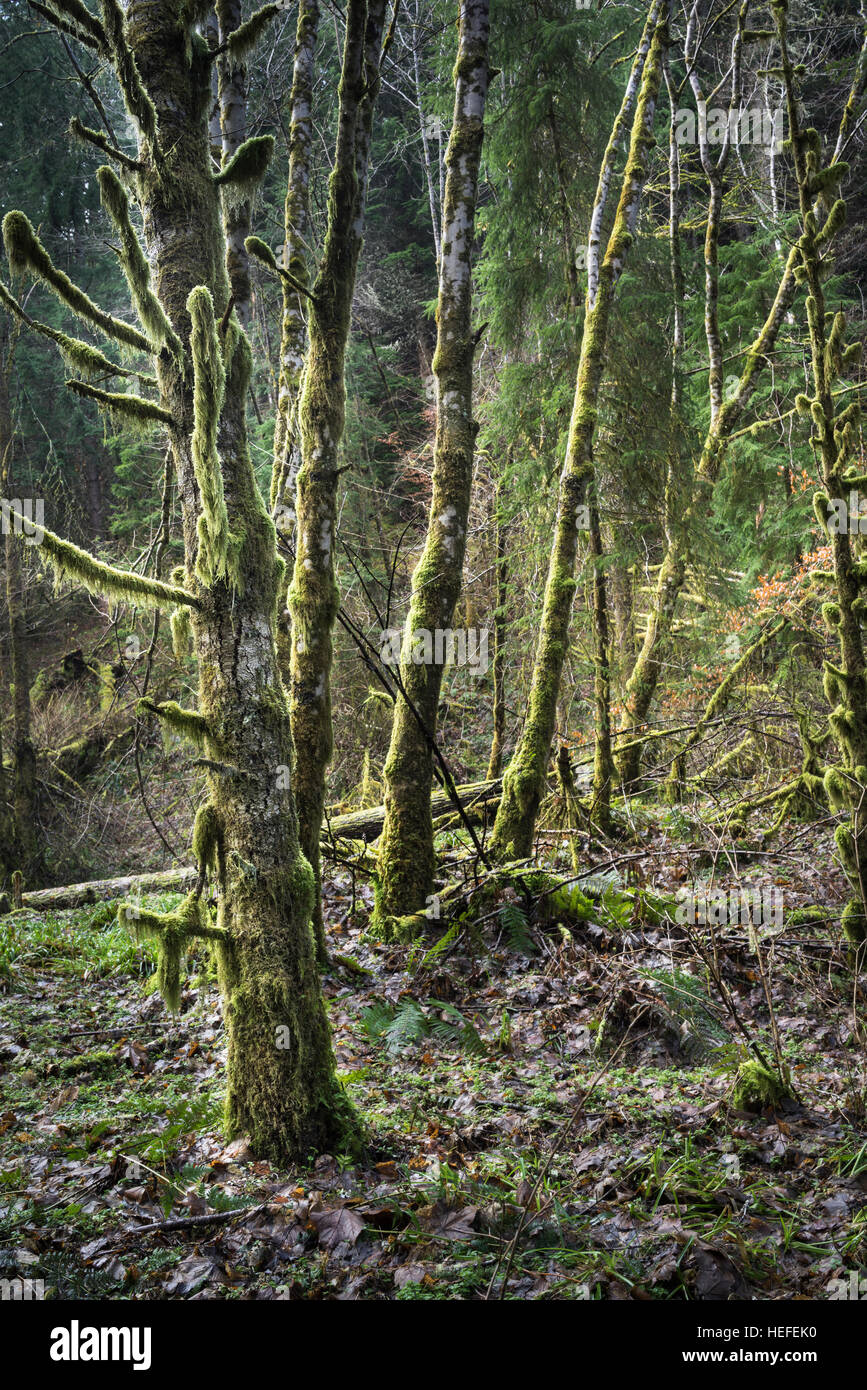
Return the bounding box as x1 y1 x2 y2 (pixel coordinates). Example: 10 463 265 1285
16 512 199 611
97 166 183 357
137 697 212 751
192 801 223 879
222 3 280 61
66 378 173 430
214 135 275 212
99 0 158 148
69 116 141 173
2 211 153 355
120 891 227 1012
0 279 133 382
187 286 234 584
170 605 193 661
51 0 108 48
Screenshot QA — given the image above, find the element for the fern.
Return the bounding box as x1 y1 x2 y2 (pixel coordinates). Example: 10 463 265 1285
638 967 731 1060
383 1000 428 1053
499 900 534 953
360 997 488 1057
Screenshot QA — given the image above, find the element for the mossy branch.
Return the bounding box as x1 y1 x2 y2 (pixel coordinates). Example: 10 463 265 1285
214 135 275 211
31 0 107 52
187 286 233 585
97 166 183 356
245 236 319 303
213 3 281 61
69 116 142 173
2 211 154 355
4 510 200 611
99 0 158 149
66 378 174 430
137 698 211 751
0 278 133 381
119 892 229 1012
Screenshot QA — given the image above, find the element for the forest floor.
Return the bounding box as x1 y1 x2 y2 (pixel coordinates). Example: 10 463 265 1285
0 811 865 1301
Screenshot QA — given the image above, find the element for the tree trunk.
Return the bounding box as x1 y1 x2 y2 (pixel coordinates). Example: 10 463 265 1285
489 0 668 861
486 482 507 780
0 328 39 878
1 0 354 1162
376 0 490 923
288 0 387 964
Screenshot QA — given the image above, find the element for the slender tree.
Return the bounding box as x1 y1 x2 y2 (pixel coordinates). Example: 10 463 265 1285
375 0 491 924
253 0 389 964
489 0 669 861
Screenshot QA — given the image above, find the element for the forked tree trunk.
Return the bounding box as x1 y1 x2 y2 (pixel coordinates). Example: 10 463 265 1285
132 0 352 1160
2 0 353 1163
375 0 490 923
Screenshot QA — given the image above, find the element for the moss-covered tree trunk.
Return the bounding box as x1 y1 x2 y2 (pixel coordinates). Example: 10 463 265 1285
615 4 867 787
486 480 507 780
773 0 867 948
2 0 353 1163
587 485 615 835
287 0 387 964
270 0 319 624
489 0 668 861
375 0 491 922
0 328 38 877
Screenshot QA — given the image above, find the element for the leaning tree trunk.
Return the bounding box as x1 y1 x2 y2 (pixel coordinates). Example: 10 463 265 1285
489 0 668 862
1 0 353 1163
375 0 491 924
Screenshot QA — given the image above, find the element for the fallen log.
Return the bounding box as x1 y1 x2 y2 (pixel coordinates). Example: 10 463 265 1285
322 777 502 844
8 778 503 913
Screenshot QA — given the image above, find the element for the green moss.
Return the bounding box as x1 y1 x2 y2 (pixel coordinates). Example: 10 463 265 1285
100 0 158 148
119 891 226 1013
732 1059 795 1112
97 165 182 356
192 801 223 879
214 135 275 211
66 378 173 430
24 515 199 612
187 286 234 584
2 210 153 354
137 698 212 751
222 3 280 61
170 605 193 660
